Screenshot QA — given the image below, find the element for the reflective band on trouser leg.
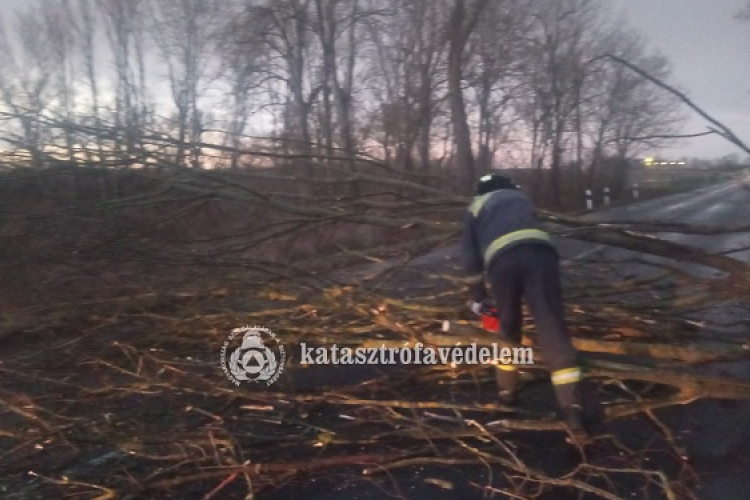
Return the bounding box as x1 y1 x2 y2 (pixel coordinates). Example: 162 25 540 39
496 363 517 372
551 367 582 385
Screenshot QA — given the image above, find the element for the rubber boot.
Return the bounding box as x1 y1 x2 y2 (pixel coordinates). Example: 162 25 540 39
554 382 594 445
577 378 605 427
495 366 519 405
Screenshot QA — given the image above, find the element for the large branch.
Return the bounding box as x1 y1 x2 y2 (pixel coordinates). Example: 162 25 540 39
542 211 750 235
600 54 750 155
563 227 750 283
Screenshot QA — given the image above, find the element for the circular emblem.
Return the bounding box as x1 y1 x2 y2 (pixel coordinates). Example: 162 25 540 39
220 326 285 386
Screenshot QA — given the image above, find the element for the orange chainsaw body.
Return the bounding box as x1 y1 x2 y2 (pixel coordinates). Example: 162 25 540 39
481 307 500 332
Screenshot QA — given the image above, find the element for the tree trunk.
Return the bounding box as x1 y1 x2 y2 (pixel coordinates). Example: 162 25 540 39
447 0 477 190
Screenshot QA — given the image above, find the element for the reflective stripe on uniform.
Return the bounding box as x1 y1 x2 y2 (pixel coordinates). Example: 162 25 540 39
496 363 517 372
551 367 582 385
483 228 552 266
468 193 494 217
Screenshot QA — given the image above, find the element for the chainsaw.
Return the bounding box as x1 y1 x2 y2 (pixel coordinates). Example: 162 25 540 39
441 303 500 335
478 304 500 332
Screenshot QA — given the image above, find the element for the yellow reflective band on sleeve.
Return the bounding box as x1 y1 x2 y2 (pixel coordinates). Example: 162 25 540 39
551 367 582 385
468 193 494 217
483 229 552 266
496 363 517 372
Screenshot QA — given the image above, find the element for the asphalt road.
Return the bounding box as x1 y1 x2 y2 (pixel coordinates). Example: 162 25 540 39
557 180 750 335
558 179 750 500
576 180 750 274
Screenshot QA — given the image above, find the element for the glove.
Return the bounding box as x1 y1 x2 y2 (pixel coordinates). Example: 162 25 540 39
470 301 487 316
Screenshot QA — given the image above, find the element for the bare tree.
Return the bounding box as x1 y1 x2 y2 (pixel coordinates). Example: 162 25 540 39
310 0 387 164
76 0 106 161
238 0 317 163
148 0 223 168
465 0 529 173
42 0 80 161
99 0 150 157
215 0 270 169
447 0 490 188
0 0 690 206
0 6 55 166
520 0 602 207
362 0 450 171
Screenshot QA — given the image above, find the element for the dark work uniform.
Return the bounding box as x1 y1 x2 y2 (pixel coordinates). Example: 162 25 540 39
460 188 582 412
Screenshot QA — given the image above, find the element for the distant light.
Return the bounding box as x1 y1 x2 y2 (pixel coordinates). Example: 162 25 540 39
670 162 676 165
678 162 686 165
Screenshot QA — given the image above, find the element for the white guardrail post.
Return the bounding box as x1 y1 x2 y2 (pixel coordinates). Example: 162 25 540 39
585 189 593 210
603 187 610 205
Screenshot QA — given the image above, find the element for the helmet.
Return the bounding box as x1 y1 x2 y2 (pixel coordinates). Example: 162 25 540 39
475 174 518 195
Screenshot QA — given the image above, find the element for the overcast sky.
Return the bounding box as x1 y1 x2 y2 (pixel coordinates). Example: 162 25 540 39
610 0 750 159
1 0 748 160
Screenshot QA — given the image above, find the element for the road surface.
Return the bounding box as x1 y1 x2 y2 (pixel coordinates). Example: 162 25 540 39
561 179 750 500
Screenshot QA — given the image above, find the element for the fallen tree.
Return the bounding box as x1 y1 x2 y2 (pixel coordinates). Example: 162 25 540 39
2 115 749 499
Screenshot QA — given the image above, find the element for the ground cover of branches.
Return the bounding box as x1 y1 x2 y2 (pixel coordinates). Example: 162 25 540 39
1 164 750 500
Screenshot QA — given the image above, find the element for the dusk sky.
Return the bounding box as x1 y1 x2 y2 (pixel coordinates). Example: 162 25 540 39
0 0 748 160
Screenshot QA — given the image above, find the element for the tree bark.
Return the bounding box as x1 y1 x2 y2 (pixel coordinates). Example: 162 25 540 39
447 0 485 190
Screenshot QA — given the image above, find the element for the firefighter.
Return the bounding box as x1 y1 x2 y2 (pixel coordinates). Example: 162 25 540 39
460 173 594 438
